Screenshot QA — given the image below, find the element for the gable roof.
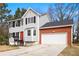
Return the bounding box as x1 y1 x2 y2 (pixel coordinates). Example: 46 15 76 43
40 19 73 28
22 7 41 18
8 8 50 22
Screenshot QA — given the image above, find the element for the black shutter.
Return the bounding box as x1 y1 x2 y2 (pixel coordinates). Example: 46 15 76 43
34 16 36 23
13 33 15 38
9 22 11 27
18 20 20 26
13 21 15 27
26 18 27 24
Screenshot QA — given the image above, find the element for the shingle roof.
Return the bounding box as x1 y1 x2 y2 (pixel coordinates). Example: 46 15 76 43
41 19 73 28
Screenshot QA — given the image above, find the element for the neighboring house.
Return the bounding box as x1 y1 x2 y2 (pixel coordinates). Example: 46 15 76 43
8 8 73 46
8 8 51 45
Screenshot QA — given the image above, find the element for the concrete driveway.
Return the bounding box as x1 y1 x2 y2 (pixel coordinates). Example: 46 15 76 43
0 44 66 56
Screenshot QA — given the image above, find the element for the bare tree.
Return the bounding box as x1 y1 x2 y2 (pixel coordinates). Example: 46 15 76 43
76 10 79 43
48 3 79 43
48 3 79 22
76 19 79 42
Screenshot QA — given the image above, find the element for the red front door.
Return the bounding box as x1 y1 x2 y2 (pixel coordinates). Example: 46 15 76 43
20 32 24 45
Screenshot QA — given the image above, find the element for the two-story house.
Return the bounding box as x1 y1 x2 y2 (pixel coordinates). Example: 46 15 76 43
8 8 51 45
9 8 73 47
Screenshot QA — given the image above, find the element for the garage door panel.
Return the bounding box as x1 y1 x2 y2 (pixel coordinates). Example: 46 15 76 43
41 33 67 45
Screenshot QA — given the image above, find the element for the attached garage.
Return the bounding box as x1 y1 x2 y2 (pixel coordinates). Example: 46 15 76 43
41 32 67 45
39 20 73 46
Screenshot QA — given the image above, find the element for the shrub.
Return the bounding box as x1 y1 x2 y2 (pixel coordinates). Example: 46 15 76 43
0 35 9 45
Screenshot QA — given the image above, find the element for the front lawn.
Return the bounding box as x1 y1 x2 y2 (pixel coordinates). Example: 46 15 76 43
0 45 19 52
58 45 79 56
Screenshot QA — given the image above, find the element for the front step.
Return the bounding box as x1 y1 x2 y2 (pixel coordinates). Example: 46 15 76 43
24 41 38 47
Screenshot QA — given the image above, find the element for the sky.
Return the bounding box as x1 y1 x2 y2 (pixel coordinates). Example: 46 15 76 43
7 3 53 15
7 3 78 21
7 3 78 31
7 3 78 23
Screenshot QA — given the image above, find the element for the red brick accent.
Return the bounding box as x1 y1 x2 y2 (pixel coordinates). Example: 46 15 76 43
39 26 72 46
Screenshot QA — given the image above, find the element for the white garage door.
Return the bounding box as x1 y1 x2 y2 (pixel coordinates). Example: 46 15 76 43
41 32 67 45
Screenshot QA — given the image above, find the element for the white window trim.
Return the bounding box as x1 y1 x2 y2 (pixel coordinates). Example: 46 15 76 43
26 16 36 24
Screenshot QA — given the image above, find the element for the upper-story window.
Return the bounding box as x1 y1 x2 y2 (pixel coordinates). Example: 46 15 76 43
9 22 11 27
28 18 30 23
25 16 36 24
12 21 15 27
21 20 23 25
9 19 23 28
16 20 20 27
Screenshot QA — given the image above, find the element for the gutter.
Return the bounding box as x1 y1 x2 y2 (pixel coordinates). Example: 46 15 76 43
40 24 73 29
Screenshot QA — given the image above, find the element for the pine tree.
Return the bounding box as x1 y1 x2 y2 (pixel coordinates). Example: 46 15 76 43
21 8 27 16
0 3 11 22
14 8 21 19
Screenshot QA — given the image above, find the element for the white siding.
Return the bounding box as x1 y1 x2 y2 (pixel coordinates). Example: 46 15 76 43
9 26 23 33
39 14 50 27
23 9 39 29
24 28 38 41
9 8 50 43
23 9 39 42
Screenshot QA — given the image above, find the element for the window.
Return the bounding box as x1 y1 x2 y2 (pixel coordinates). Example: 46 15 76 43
12 33 15 38
16 32 19 38
16 32 19 40
11 32 19 41
28 18 30 23
21 20 23 25
12 21 15 27
9 22 11 27
33 30 36 36
34 16 36 23
27 16 36 24
25 18 27 24
27 30 31 36
31 17 33 23
16 20 20 27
